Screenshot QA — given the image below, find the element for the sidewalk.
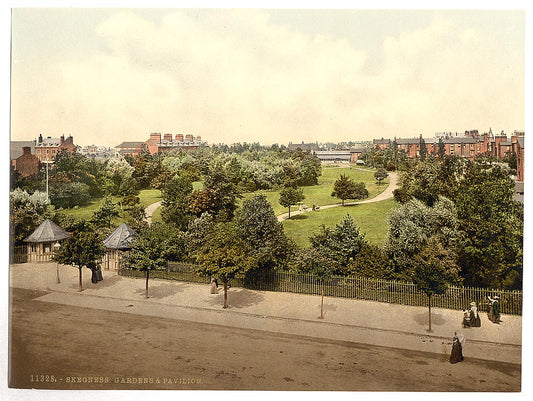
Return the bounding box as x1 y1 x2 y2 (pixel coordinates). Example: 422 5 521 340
10 262 522 364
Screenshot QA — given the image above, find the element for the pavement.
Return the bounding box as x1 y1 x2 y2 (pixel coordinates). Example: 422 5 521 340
9 262 522 365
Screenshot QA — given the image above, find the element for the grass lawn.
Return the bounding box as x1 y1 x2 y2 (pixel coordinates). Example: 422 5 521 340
282 197 398 248
241 166 390 216
59 189 162 225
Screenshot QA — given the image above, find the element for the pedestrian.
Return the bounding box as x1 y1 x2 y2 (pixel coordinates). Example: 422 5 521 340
449 332 464 364
469 302 481 327
462 309 471 328
96 265 103 282
487 296 501 323
91 268 98 283
210 278 218 294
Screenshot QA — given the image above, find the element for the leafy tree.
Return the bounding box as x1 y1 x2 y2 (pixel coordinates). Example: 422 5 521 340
279 186 305 218
331 174 368 205
412 245 453 332
419 137 427 161
437 138 446 159
124 204 149 232
374 168 388 185
309 214 367 273
454 160 522 289
234 194 293 273
161 175 194 230
346 243 393 279
91 197 119 228
53 225 106 292
290 248 336 319
124 222 187 298
9 189 50 244
192 222 256 308
384 197 461 281
49 182 91 209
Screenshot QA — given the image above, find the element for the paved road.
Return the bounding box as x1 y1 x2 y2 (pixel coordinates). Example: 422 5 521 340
9 262 522 365
277 171 398 221
8 287 521 392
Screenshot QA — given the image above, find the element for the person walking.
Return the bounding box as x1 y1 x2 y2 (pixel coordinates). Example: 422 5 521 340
469 302 481 327
210 278 219 294
449 332 464 364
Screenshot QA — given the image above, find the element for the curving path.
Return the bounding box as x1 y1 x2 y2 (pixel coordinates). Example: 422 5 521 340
277 172 398 222
144 201 162 224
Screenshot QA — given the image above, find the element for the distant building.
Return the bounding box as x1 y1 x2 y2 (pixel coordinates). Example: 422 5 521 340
34 134 76 162
145 133 205 155
115 141 146 158
79 145 114 159
373 138 391 150
315 150 351 163
13 146 40 177
349 148 366 163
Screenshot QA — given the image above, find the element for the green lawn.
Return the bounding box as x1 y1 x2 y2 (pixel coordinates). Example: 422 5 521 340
60 189 162 225
241 166 390 216
282 197 398 248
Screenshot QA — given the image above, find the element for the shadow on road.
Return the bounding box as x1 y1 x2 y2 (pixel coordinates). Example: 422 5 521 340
413 311 448 327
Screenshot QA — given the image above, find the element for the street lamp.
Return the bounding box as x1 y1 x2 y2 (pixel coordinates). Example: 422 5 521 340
54 242 61 284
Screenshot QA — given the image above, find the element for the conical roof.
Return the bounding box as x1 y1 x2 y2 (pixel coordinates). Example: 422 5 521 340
24 219 70 243
103 222 137 249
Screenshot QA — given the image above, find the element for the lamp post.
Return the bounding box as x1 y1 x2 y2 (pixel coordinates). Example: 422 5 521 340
54 242 61 284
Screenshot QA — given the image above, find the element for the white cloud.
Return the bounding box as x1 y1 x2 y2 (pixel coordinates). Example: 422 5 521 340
11 10 524 146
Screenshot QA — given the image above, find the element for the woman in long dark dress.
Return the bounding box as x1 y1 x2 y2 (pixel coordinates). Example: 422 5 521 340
450 332 464 364
469 302 481 327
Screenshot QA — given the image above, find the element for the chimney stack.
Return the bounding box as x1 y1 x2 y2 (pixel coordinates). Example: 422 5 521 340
163 133 172 141
149 133 161 143
176 134 184 142
185 134 194 142
196 135 202 141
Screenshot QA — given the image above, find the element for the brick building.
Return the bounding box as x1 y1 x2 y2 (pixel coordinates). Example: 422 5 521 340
34 134 76 162
13 146 40 177
145 133 205 155
115 141 145 157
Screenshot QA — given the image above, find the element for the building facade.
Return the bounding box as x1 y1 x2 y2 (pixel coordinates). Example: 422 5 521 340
34 134 76 162
145 133 205 155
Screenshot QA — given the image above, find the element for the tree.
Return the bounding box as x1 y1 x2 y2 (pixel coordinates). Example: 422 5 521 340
309 214 367 273
419 137 427 161
10 189 50 245
412 244 453 332
49 182 91 209
374 168 388 185
192 222 255 308
346 243 393 279
124 222 187 298
291 248 336 319
235 194 292 273
384 197 461 281
279 186 305 218
331 174 368 205
91 197 119 228
53 226 106 292
161 175 193 230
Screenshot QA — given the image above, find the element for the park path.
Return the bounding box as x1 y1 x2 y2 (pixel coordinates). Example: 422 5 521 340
277 171 398 222
144 201 161 224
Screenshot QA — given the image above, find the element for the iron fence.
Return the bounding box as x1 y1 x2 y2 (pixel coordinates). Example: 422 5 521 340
119 263 522 315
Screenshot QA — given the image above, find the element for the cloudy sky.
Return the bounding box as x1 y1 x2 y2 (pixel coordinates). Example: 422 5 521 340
10 8 525 147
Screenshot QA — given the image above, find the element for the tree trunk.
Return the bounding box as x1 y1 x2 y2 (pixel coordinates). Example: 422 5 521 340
145 269 150 299
223 281 228 309
428 295 432 332
78 268 83 292
320 286 324 319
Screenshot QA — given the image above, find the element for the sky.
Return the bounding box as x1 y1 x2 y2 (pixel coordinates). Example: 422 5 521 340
9 7 526 147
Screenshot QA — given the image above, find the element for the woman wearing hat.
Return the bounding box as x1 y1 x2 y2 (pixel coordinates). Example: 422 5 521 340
487 295 501 323
469 301 481 327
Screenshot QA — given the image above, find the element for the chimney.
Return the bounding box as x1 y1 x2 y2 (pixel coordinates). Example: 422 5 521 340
163 133 172 141
185 134 194 142
176 134 184 142
60 135 65 145
149 133 161 143
38 134 43 144
196 135 201 141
